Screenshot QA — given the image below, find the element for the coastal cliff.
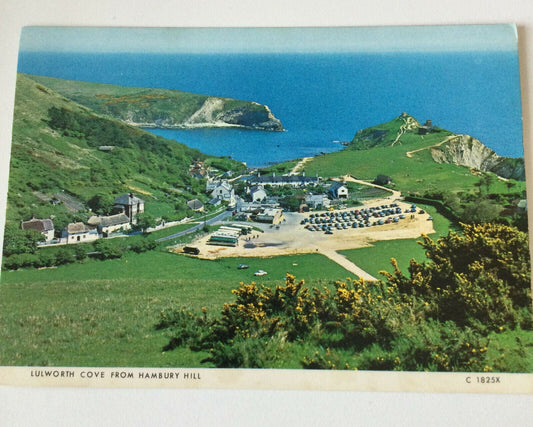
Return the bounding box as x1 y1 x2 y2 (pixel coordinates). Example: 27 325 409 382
25 74 284 131
430 134 525 181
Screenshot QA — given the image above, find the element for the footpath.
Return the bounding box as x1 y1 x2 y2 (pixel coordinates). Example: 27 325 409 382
319 249 378 281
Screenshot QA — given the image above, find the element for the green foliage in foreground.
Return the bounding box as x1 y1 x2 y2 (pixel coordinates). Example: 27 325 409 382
157 223 533 371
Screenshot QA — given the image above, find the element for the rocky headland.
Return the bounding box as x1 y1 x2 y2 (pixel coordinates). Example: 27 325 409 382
25 74 284 132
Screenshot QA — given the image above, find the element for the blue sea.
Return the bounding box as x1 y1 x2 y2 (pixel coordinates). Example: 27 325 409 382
18 51 524 167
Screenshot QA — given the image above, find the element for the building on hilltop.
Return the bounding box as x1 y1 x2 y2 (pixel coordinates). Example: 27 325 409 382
113 193 145 224
20 216 55 242
418 119 435 135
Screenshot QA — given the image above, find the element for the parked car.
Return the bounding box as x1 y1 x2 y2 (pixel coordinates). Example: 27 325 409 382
237 264 249 270
183 246 200 255
254 269 268 276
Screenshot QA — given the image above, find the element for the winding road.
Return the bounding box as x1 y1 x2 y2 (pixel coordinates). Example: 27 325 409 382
155 209 232 242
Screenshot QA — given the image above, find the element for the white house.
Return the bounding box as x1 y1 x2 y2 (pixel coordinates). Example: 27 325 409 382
329 182 349 199
20 216 55 242
205 178 219 192
88 213 131 235
210 181 234 201
250 172 319 188
305 194 331 209
62 222 99 244
249 185 267 203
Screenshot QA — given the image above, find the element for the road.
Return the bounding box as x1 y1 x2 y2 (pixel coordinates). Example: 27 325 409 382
155 209 232 242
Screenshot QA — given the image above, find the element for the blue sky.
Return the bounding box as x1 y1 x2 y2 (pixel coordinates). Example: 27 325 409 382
19 25 518 53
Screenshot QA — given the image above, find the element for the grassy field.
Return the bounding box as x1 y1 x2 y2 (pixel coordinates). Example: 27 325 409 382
305 144 525 196
0 251 353 366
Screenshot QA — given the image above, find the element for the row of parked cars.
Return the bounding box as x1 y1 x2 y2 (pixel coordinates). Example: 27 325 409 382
301 203 429 234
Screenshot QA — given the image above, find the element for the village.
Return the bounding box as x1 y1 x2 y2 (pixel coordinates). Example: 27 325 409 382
19 158 435 276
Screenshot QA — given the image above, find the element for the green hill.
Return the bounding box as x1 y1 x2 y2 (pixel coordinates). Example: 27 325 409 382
348 113 524 181
349 113 450 150
25 74 284 131
6 74 246 232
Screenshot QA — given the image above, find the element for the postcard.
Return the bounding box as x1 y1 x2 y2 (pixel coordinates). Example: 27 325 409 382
0 25 531 392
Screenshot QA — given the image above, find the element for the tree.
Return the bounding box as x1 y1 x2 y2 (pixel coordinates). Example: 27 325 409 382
93 239 123 260
87 194 114 215
483 174 495 194
461 199 501 223
73 244 88 261
133 213 157 233
2 223 44 256
55 248 75 265
474 179 483 196
280 195 301 212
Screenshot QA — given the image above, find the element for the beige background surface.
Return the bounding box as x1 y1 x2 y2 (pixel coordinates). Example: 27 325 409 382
1 0 533 425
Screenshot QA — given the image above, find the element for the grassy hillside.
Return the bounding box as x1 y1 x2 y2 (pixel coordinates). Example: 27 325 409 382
305 114 526 196
0 251 352 366
26 74 283 131
7 74 246 231
349 113 453 150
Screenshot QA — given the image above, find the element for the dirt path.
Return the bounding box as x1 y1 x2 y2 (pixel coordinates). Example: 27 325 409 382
406 134 462 158
392 115 419 146
338 175 401 200
289 157 313 175
319 249 378 281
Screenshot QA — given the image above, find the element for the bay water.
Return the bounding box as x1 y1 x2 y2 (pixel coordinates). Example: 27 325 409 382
18 51 523 167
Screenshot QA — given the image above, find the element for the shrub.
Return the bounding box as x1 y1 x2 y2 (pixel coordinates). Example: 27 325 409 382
356 320 492 372
93 239 123 260
381 223 531 330
129 239 157 254
55 248 75 265
73 244 88 261
2 253 39 270
35 251 56 268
